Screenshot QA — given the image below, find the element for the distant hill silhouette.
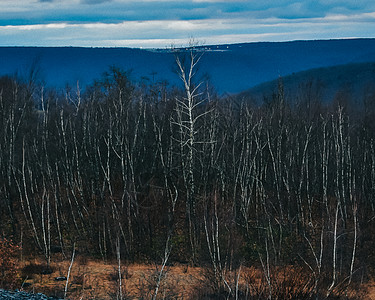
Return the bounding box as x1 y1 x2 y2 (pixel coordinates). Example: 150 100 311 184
0 38 375 94
240 62 375 104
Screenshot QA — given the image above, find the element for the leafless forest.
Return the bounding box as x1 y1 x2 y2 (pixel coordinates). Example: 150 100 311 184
1 50 375 298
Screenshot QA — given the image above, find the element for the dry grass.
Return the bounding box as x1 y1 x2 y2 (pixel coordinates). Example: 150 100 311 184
18 255 205 299
14 255 372 299
363 281 375 300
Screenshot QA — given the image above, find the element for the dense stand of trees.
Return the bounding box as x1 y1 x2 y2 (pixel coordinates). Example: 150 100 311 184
1 51 375 296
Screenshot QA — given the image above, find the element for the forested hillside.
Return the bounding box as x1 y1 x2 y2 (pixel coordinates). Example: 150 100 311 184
242 62 375 104
1 38 375 94
1 49 375 298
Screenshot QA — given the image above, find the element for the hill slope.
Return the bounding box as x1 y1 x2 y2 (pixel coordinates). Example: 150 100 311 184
0 39 375 94
241 61 375 103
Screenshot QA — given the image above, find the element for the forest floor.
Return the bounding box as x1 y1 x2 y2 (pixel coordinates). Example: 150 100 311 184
365 283 375 300
16 255 375 299
19 255 208 299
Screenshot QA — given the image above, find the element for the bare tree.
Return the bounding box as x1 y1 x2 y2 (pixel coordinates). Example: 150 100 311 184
172 45 208 260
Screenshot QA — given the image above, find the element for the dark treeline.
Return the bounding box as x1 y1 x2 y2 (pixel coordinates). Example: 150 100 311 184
1 50 375 297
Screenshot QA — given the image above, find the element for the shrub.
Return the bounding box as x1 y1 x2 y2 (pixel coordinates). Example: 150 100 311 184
21 262 55 278
0 237 21 289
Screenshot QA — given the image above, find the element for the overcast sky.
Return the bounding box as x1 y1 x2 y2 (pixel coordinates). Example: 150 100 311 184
0 0 374 48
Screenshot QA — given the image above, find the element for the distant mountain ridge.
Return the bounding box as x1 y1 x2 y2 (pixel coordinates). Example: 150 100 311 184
241 61 375 104
0 38 375 94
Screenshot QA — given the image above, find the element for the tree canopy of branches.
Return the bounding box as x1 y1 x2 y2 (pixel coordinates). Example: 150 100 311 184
1 55 375 296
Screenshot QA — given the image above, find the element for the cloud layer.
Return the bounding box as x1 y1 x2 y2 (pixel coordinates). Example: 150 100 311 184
0 0 374 47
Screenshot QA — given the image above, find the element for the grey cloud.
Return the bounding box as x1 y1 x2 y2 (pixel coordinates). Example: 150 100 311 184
81 0 113 4
2 0 375 48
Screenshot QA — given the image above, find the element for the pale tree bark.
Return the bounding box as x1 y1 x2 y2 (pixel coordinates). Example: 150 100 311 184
172 46 208 261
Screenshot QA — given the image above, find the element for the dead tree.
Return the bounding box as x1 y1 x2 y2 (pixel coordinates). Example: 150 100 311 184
172 46 208 261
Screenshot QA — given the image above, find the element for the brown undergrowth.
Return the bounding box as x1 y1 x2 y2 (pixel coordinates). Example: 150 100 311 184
17 255 205 299
2 254 371 299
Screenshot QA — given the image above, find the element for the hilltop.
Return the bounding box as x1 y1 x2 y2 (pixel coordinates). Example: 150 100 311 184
0 38 375 94
241 61 375 104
